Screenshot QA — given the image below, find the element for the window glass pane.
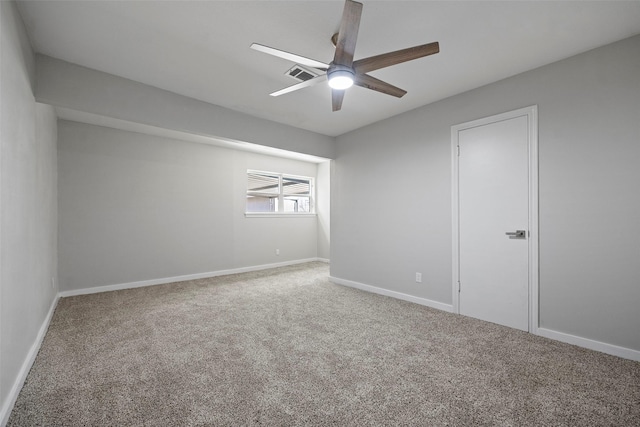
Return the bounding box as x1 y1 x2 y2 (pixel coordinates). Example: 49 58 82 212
246 170 313 214
283 196 310 213
246 195 278 212
282 176 310 196
247 172 279 194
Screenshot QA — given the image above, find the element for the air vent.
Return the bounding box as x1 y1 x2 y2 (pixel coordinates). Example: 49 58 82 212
286 65 320 82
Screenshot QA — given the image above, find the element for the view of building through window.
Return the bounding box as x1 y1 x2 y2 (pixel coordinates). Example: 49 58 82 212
246 171 313 213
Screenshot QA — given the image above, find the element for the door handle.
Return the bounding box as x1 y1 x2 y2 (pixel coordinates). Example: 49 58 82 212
506 230 526 238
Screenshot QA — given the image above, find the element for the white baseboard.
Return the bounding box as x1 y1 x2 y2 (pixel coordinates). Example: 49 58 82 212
316 258 330 264
329 276 453 313
537 327 640 362
1 294 59 427
59 258 325 297
328 276 640 362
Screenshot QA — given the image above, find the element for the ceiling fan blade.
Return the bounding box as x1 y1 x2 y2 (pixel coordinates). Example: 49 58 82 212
332 89 345 112
270 74 328 97
250 43 329 70
355 74 407 98
333 0 363 67
353 42 440 74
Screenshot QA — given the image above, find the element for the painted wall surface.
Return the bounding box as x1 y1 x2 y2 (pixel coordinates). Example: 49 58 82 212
36 55 336 160
332 35 640 352
58 121 321 292
0 0 58 415
316 161 331 260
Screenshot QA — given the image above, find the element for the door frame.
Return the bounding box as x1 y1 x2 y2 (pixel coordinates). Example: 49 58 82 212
451 106 539 333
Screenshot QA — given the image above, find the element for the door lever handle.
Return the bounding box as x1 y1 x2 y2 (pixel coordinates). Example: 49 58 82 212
506 230 526 238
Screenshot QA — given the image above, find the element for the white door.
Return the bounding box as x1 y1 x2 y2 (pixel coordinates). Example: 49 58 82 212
452 107 538 332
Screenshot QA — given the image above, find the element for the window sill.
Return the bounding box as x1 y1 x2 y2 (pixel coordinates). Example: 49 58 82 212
245 212 316 218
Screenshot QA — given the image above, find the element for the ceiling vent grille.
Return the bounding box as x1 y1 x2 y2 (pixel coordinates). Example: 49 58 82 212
286 65 319 82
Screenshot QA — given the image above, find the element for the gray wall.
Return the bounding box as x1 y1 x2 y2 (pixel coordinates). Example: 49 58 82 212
58 120 324 292
316 161 331 260
36 55 336 160
332 35 640 352
0 1 58 417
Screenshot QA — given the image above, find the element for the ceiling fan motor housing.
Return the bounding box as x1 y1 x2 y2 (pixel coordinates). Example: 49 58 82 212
327 63 355 89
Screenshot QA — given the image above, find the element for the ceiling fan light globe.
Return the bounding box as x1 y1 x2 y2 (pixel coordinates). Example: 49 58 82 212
328 69 354 90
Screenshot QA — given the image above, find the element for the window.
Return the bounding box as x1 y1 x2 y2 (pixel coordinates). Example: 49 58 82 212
246 170 314 214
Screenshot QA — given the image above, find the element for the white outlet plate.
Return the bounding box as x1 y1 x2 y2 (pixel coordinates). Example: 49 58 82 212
276 249 280 256
415 272 422 283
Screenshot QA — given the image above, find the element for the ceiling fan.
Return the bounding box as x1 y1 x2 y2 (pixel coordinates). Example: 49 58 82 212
250 0 439 112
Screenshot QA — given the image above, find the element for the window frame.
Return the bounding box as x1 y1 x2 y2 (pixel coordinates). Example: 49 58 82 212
245 169 316 217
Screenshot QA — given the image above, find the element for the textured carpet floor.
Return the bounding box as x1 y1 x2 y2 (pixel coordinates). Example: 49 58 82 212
8 262 640 426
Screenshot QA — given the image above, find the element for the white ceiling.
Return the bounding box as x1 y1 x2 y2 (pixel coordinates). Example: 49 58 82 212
16 1 640 137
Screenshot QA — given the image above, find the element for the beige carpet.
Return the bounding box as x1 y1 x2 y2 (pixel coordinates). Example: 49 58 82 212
8 262 640 426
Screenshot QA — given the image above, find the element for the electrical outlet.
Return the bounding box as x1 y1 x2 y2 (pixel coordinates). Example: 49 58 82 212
275 249 280 256
415 272 422 283
51 277 55 289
